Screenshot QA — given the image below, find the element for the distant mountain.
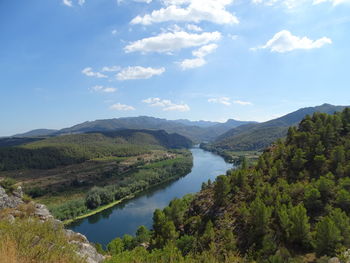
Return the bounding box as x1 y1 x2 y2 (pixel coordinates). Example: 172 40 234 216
173 119 220 128
49 116 255 142
14 129 58 137
212 103 348 151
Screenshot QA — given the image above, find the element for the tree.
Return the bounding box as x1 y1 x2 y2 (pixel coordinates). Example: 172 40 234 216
200 220 215 250
315 217 341 257
336 189 350 213
135 225 151 245
85 192 101 209
107 238 124 255
289 204 311 249
214 175 230 206
249 197 272 246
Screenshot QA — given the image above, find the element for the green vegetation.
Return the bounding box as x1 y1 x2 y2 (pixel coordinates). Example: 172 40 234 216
49 151 193 221
0 129 192 171
0 217 84 263
210 103 347 152
104 108 350 262
200 143 261 165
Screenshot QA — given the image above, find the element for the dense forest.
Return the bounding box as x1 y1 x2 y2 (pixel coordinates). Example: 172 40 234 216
0 130 192 170
102 108 350 262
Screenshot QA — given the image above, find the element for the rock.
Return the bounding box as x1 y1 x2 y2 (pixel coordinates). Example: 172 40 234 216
328 258 340 263
0 185 104 263
13 186 23 198
70 240 105 263
34 203 53 221
0 186 23 209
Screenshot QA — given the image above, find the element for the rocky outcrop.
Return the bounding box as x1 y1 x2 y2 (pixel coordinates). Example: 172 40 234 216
0 185 105 263
0 185 23 209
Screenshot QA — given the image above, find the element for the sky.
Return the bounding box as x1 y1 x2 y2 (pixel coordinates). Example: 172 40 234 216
1 0 350 136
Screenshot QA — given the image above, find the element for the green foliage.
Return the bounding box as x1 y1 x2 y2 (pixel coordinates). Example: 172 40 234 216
0 177 17 192
0 130 192 171
0 217 84 263
214 175 230 205
315 217 342 256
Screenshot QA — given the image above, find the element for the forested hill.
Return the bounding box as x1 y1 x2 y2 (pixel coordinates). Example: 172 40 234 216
0 129 192 171
105 108 350 262
12 116 255 142
210 103 347 151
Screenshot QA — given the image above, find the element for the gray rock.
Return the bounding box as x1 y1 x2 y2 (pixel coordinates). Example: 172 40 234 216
0 185 104 263
70 240 105 263
328 258 340 263
0 186 23 209
34 203 53 221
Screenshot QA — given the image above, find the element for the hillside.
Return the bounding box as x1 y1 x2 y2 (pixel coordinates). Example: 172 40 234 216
13 116 255 143
13 128 58 137
0 129 193 222
0 129 192 171
103 108 350 262
211 103 348 151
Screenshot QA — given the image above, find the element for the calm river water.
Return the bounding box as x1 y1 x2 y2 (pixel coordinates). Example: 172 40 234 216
68 147 233 246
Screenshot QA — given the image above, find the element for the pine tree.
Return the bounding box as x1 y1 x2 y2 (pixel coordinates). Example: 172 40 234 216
315 217 341 257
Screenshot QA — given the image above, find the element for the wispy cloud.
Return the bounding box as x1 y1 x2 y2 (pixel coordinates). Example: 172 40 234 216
117 66 165 80
101 66 121 72
130 0 239 25
90 85 117 93
234 100 253 106
124 31 221 54
252 30 332 53
110 103 135 111
143 97 190 111
208 97 231 106
179 43 218 70
82 67 108 78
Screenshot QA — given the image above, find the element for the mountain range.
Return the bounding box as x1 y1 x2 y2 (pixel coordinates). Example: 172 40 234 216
9 104 349 151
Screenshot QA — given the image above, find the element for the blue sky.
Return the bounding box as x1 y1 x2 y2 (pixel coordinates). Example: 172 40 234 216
1 0 350 136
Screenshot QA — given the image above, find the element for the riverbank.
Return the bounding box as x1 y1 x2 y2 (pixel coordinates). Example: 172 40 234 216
63 161 193 225
199 143 261 165
68 148 234 246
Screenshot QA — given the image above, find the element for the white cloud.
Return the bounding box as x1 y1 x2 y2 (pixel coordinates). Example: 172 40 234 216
192 43 218 57
90 85 117 93
134 0 153 3
117 66 165 80
62 0 85 7
186 24 202 32
313 0 350 5
101 66 121 72
208 97 231 106
179 57 206 69
233 100 253 106
131 0 239 25
63 0 73 6
252 0 350 8
124 31 221 53
110 103 135 111
178 43 218 70
143 97 190 111
253 30 332 53
82 67 108 78
112 29 118 35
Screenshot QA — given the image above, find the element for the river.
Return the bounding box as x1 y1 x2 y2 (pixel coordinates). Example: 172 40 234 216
68 147 233 246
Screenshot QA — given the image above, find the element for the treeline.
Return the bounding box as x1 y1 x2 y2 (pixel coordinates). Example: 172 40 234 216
50 153 193 221
104 108 350 262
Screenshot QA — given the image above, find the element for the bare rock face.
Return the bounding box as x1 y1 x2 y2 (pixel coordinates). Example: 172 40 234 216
0 185 104 263
0 185 23 209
